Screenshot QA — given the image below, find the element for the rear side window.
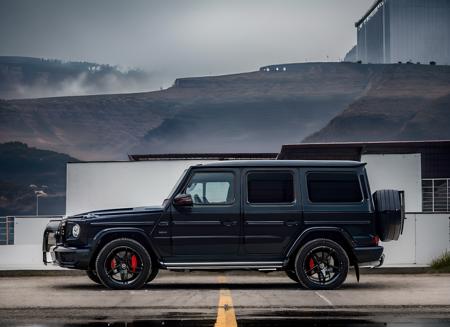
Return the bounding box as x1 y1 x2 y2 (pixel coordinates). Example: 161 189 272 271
247 172 294 204
307 172 362 203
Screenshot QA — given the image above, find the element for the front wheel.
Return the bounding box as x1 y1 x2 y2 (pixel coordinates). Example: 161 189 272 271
294 238 349 290
95 238 153 290
86 269 101 284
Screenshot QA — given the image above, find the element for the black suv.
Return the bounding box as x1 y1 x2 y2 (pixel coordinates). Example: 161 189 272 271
43 160 404 290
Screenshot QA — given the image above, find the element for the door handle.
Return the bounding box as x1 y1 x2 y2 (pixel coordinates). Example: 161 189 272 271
285 221 299 227
222 221 237 227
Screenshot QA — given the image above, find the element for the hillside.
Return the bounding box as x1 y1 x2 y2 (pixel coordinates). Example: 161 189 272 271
1 62 450 160
304 63 450 142
0 62 378 160
0 56 150 99
0 142 78 215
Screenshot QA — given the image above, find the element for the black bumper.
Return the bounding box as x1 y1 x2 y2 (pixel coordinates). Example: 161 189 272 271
353 246 384 266
52 246 91 269
43 220 91 269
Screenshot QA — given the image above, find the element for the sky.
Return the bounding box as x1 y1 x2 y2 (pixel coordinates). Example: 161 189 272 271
0 0 373 89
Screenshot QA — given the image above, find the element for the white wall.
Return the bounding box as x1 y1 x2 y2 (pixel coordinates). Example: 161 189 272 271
382 213 450 266
0 217 63 270
362 153 422 212
66 160 215 216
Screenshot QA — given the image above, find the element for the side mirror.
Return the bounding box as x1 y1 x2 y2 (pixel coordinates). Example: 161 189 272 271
173 193 193 206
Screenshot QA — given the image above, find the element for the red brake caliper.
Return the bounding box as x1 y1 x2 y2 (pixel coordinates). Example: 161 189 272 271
111 258 116 269
309 258 315 272
131 255 138 273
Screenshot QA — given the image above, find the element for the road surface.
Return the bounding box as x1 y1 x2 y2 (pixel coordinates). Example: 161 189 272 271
0 271 449 326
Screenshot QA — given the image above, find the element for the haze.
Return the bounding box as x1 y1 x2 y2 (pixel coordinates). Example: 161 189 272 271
0 0 373 89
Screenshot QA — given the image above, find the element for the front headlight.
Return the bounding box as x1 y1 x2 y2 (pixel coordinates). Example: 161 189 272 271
72 224 81 238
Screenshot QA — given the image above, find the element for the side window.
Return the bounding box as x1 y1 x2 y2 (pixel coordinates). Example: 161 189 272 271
247 171 294 204
307 172 363 203
185 172 234 205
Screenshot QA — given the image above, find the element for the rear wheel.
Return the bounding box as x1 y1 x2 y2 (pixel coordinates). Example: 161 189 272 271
95 238 152 290
285 269 300 283
86 269 101 284
295 238 349 290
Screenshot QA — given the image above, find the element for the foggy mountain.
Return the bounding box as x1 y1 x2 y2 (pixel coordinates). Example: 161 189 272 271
304 63 450 143
1 62 450 161
0 56 153 99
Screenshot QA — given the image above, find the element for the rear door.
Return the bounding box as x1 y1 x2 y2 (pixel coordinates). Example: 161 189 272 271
300 168 373 245
242 168 302 258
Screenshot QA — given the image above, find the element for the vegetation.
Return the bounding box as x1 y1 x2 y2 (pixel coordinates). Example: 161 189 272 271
430 251 450 273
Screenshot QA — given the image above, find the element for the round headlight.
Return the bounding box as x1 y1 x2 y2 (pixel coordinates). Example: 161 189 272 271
72 224 80 238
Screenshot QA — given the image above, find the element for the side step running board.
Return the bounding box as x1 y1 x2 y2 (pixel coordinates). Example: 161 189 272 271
161 261 284 270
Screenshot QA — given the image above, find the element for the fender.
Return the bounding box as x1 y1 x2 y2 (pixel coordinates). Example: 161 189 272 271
285 226 355 259
91 227 160 259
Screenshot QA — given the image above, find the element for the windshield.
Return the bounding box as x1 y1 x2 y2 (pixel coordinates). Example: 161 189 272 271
162 169 188 206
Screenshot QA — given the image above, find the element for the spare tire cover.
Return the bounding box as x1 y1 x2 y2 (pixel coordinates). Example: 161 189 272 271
372 190 404 242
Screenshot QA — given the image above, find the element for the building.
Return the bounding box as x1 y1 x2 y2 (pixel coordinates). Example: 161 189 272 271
1 141 449 269
354 0 450 65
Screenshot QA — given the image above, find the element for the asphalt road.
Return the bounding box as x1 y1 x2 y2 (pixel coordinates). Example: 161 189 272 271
0 271 450 326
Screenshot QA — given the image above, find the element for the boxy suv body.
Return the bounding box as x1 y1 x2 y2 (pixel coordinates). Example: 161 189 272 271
43 160 404 290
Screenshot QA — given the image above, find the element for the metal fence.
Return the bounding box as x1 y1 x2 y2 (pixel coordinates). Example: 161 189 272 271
0 216 15 245
422 179 450 212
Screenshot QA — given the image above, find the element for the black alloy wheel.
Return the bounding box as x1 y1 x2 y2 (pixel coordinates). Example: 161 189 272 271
95 238 152 290
85 269 101 284
295 238 349 290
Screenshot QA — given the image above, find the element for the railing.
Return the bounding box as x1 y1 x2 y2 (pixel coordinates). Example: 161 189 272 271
0 215 63 246
422 178 450 212
0 217 15 245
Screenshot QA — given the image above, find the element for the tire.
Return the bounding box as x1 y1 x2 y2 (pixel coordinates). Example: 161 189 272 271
285 269 301 283
86 269 101 284
146 266 159 283
294 238 349 290
95 238 153 290
373 189 405 242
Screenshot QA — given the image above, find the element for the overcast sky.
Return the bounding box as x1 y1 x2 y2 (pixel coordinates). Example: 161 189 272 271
0 0 373 88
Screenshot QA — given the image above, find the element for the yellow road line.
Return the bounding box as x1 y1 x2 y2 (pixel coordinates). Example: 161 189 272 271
214 276 238 327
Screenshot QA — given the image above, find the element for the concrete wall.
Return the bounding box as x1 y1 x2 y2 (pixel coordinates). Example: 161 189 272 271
66 160 215 216
0 217 62 270
382 213 450 265
362 153 422 212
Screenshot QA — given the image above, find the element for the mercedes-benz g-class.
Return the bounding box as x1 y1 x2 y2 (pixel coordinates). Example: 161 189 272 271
43 160 404 290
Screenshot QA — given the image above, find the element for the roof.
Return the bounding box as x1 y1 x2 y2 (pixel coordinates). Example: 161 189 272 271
355 0 383 27
277 140 450 161
128 153 278 161
198 160 365 168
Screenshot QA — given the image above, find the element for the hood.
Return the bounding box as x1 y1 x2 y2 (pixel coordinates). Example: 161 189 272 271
70 206 163 219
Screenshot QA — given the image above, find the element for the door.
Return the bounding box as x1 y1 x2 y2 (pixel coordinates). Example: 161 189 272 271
242 168 302 258
300 168 374 245
170 169 241 260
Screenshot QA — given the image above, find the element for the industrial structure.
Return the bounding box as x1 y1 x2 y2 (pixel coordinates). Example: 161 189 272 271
349 0 450 65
